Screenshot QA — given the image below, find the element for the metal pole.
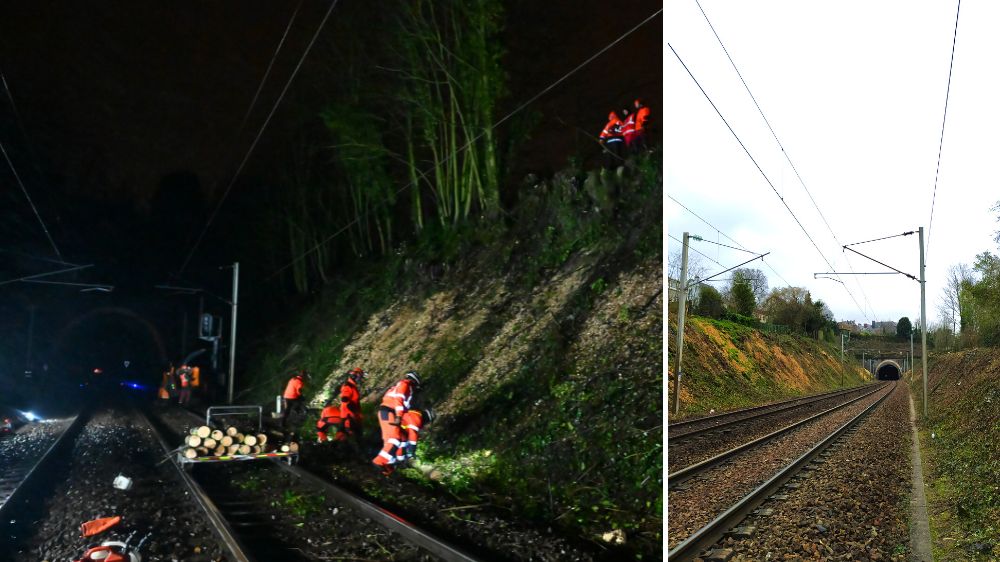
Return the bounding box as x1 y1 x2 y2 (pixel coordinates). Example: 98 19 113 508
919 227 928 417
841 332 845 362
910 330 914 377
673 233 690 417
25 305 35 371
227 262 239 405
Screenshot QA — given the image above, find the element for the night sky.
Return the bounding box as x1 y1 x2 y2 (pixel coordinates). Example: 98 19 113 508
0 1 661 404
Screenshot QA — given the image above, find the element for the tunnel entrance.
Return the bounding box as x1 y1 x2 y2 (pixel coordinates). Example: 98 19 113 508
875 360 902 380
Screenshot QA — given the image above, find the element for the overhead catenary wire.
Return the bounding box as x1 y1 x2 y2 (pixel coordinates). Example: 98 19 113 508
692 1 876 320
669 43 870 321
178 0 339 276
0 137 63 261
927 0 962 260
667 194 794 288
261 7 664 283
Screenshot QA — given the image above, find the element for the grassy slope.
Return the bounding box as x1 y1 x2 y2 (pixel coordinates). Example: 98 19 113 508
915 350 1000 561
242 153 663 555
667 316 872 419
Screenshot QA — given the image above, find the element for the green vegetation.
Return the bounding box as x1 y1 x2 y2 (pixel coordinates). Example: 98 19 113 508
669 316 870 417
916 351 1000 560
281 489 327 519
243 151 663 556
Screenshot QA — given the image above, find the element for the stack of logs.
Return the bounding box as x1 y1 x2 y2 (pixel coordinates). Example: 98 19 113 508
182 425 299 459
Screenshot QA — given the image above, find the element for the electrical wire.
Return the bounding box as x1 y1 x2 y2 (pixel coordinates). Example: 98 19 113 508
669 42 870 321
261 7 664 283
692 0 876 320
178 0 339 276
667 194 794 288
927 0 962 260
0 137 63 261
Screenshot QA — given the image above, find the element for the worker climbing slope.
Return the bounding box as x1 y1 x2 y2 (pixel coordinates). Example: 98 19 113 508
339 367 366 444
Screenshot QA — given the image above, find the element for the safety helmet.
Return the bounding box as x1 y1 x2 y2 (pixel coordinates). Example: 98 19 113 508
349 367 368 383
405 371 421 387
423 408 435 423
608 111 618 121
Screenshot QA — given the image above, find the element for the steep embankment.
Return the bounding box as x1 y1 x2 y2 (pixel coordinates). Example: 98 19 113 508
916 349 1000 561
243 155 663 555
667 317 871 419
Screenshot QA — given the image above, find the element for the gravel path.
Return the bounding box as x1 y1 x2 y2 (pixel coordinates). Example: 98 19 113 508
2 407 228 562
668 383 893 549
670 385 881 470
704 382 912 561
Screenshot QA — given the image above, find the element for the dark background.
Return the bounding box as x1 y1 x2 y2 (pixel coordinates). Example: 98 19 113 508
0 0 661 410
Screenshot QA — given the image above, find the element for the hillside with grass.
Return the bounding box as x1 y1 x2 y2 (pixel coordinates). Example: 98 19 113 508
667 316 871 419
916 349 1000 561
240 153 663 555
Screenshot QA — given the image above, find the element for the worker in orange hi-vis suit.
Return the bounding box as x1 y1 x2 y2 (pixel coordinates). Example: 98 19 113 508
316 399 345 443
339 367 367 442
598 111 625 169
632 98 651 152
281 369 310 440
372 371 420 475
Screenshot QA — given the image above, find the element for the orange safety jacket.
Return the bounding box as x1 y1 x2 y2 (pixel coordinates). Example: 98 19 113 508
191 366 200 387
622 113 637 139
340 378 362 421
380 378 414 416
599 113 624 143
316 405 343 429
635 106 651 131
283 375 305 400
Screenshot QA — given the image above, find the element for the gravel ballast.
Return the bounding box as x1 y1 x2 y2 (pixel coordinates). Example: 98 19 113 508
668 383 893 548
2 407 228 561
701 382 912 561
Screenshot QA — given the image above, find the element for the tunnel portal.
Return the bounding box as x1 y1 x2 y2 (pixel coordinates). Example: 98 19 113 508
875 360 902 380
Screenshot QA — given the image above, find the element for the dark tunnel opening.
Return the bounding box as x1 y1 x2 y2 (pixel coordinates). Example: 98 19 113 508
876 361 901 380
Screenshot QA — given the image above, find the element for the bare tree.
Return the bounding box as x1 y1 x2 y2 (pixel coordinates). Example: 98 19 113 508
938 263 973 334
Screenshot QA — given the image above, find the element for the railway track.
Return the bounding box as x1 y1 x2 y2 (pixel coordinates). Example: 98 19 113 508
668 381 897 561
142 406 483 562
669 382 888 483
668 383 877 441
0 413 85 522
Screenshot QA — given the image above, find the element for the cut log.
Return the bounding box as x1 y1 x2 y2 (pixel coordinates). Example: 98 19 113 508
220 435 234 447
194 426 211 439
214 445 226 456
203 438 217 449
252 445 262 454
243 435 257 447
289 442 299 453
227 445 240 455
255 434 268 446
234 433 245 444
186 435 202 448
210 429 224 441
183 448 198 459
226 426 239 437
238 444 251 455
196 447 209 456
280 444 290 452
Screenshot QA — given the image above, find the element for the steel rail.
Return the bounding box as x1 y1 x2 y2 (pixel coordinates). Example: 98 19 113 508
669 384 878 442
669 383 876 433
136 408 253 562
175 406 483 562
0 412 86 519
668 382 886 485
668 382 897 561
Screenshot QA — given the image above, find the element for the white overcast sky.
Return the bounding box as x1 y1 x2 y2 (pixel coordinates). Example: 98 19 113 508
665 0 1000 327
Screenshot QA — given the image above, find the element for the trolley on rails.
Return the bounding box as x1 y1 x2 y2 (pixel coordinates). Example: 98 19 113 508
176 405 298 467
